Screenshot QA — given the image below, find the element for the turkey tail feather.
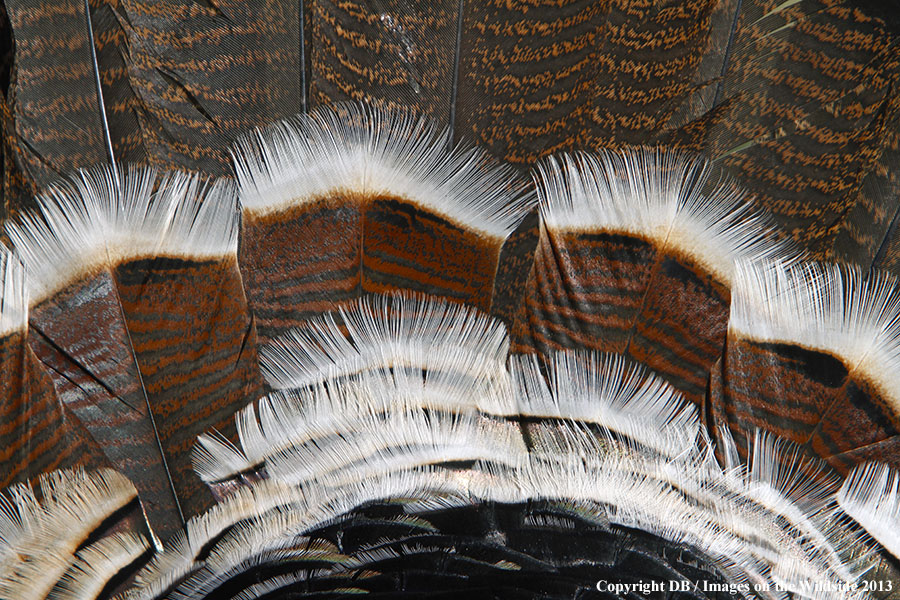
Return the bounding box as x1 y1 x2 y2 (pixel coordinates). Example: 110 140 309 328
5 167 262 537
713 259 900 472
308 0 461 129
233 102 535 343
512 147 798 406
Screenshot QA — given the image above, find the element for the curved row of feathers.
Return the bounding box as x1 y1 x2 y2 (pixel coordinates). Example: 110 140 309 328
0 102 899 600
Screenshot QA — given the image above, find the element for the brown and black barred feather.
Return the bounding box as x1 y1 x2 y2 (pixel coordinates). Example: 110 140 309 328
509 149 795 407
2 0 900 599
4 169 263 538
0 250 108 487
233 103 534 343
710 260 900 474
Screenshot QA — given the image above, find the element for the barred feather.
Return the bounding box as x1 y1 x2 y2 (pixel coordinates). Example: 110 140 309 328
2 3 900 598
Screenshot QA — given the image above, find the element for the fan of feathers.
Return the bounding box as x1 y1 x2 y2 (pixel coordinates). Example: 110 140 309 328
2 0 900 599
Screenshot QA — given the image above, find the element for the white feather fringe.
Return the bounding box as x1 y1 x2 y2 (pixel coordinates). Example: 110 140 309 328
838 462 900 560
0 248 27 337
232 102 535 239
0 468 138 600
535 149 800 285
5 165 238 303
731 259 900 412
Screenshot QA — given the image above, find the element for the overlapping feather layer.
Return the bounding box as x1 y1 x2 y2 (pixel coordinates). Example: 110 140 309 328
0 104 898 600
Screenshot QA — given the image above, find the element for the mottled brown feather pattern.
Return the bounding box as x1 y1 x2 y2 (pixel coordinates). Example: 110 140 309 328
842 111 900 273
117 0 301 173
1 0 106 211
308 0 458 127
831 125 900 267
702 0 900 260
0 95 39 220
454 0 608 164
306 0 900 269
583 0 718 148
310 0 721 164
661 0 739 132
